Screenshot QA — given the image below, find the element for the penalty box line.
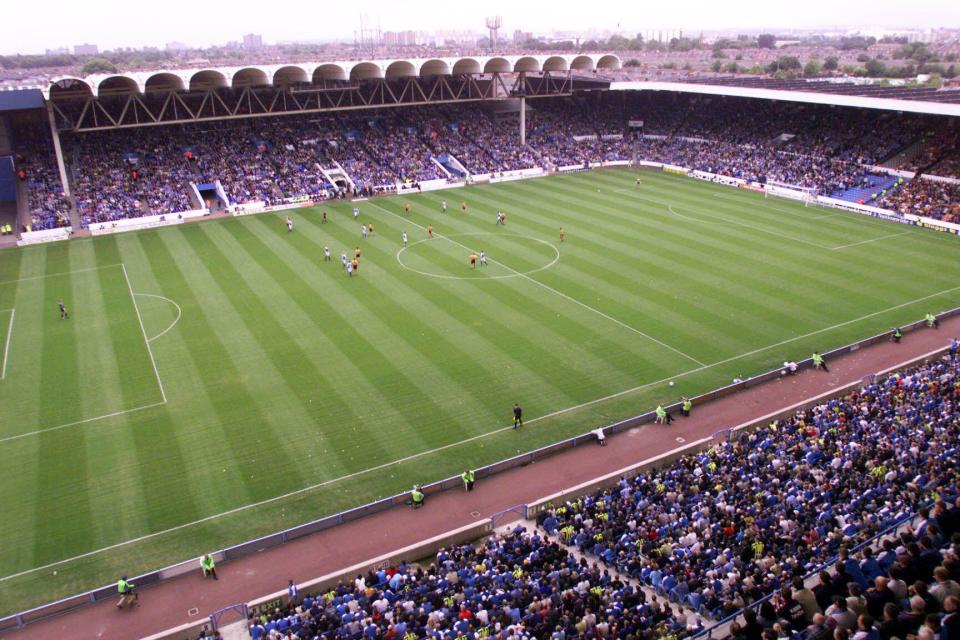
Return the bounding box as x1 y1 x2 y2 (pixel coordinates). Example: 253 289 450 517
0 264 168 444
367 202 707 367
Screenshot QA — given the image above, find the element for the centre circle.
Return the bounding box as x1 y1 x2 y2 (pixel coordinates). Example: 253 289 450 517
396 232 560 280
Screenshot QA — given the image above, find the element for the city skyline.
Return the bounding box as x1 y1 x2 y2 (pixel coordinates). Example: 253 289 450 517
2 0 959 55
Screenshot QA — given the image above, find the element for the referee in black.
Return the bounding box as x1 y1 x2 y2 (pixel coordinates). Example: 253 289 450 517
513 403 523 429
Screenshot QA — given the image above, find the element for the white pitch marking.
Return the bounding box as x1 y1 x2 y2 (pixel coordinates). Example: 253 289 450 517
372 202 707 367
0 263 123 287
830 231 911 250
123 264 167 404
1 308 13 380
667 204 833 250
2 233 959 580
0 401 167 445
135 293 183 342
395 232 560 281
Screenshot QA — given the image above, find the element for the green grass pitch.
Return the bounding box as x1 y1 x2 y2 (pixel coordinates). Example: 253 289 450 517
1 168 958 613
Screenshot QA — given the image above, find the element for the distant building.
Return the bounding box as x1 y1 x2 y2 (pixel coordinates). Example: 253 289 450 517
166 41 188 51
513 30 532 44
383 31 398 46
45 47 69 56
74 43 99 55
242 33 263 49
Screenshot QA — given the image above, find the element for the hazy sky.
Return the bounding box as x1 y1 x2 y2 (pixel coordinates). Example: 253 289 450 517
2 0 958 55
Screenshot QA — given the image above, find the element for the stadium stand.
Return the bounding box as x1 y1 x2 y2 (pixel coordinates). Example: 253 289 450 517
11 123 70 230
247 526 695 640
537 351 960 638
12 91 958 231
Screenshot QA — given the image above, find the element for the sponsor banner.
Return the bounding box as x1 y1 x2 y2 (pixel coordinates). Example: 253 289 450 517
17 226 72 246
489 168 545 184
628 120 644 128
860 164 917 180
661 164 689 176
572 135 598 142
232 201 266 216
690 170 745 187
920 173 960 186
906 214 960 234
641 134 667 140
816 196 914 225
739 182 766 193
90 215 181 236
600 160 631 167
638 160 664 168
600 134 624 141
233 201 315 216
397 178 462 193
558 164 587 173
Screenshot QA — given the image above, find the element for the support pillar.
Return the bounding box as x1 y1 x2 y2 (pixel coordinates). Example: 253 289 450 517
46 102 70 197
519 95 526 146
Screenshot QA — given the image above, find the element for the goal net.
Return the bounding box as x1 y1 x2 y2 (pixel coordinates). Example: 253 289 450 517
764 182 818 206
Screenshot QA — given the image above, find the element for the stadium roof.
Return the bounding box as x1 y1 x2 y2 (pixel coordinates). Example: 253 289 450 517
45 53 622 99
0 89 45 111
612 80 960 117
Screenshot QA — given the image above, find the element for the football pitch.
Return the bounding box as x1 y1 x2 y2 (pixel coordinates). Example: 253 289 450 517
1 168 959 613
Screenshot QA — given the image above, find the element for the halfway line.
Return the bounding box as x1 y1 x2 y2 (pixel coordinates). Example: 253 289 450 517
123 264 167 404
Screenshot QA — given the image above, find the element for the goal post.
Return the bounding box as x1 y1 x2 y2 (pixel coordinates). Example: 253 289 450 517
764 182 819 206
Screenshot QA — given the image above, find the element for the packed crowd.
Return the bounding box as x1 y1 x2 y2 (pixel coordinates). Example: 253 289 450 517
536 350 960 640
248 525 701 640
880 179 960 222
68 127 196 226
12 123 70 230
12 93 960 229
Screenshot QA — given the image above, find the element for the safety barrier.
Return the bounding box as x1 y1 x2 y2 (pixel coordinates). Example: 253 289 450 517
1 307 957 635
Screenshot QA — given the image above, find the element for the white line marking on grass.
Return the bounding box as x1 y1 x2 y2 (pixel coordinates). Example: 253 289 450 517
395 233 560 280
134 293 182 342
1 308 13 380
667 205 833 250
122 264 167 404
0 401 167 445
371 202 707 367
0 263 123 287
665 204 730 225
2 258 958 580
830 231 911 250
